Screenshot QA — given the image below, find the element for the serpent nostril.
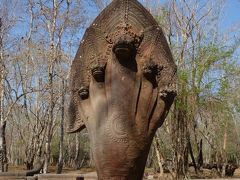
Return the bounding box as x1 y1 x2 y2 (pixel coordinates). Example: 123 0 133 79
78 86 89 100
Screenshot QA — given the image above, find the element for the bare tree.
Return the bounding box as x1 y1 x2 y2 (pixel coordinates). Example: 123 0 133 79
35 0 85 173
0 0 20 171
147 0 239 178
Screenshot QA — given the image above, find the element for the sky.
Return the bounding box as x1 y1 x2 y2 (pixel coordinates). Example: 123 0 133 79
218 0 240 40
222 0 240 29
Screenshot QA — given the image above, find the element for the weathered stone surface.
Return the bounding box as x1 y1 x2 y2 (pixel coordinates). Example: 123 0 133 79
68 0 177 179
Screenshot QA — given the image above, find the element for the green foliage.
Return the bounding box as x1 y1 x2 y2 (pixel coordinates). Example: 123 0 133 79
153 1 240 174
196 44 234 87
217 78 229 97
154 7 169 26
178 69 189 83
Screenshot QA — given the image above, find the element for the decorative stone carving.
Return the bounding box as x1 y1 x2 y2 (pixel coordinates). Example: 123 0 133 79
68 0 177 179
78 86 89 100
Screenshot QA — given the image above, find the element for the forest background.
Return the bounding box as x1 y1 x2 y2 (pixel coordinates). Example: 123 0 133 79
0 0 239 178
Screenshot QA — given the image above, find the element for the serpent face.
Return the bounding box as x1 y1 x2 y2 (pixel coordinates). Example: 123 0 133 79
91 64 106 82
78 86 89 100
113 39 136 60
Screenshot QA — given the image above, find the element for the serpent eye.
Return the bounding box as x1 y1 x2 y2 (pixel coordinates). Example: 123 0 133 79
78 86 89 100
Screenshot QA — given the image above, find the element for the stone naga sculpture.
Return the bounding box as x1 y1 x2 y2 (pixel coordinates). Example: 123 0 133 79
68 0 177 179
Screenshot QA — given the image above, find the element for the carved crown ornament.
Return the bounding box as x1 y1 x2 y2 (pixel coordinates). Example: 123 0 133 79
105 23 144 51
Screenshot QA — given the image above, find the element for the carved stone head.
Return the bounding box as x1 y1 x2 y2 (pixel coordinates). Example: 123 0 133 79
68 0 177 179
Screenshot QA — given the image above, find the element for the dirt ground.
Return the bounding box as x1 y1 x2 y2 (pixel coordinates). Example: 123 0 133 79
144 167 240 179
8 165 94 174
7 165 240 179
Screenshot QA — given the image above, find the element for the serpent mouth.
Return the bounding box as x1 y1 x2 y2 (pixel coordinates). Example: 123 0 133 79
113 41 136 59
91 66 105 82
78 86 89 100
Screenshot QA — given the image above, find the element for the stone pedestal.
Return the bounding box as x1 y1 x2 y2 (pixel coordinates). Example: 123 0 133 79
37 173 97 180
0 172 98 180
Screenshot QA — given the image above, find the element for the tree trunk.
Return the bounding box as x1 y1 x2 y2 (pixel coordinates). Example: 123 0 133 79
0 121 7 172
0 86 4 173
43 60 54 174
172 97 189 179
56 79 65 174
0 18 7 172
197 139 203 169
43 0 57 172
153 137 164 176
74 134 80 170
187 133 197 173
221 124 228 177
